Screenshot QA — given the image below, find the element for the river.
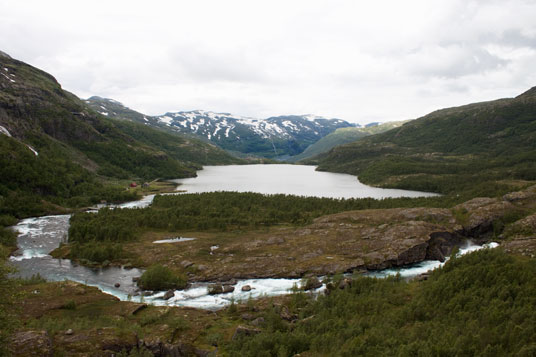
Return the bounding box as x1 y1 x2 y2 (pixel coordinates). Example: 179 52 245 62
10 164 489 310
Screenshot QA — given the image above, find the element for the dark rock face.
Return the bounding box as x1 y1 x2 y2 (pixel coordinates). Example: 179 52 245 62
454 197 517 240
425 231 466 262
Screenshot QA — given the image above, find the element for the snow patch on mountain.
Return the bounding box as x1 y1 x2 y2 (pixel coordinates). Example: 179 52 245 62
0 125 12 137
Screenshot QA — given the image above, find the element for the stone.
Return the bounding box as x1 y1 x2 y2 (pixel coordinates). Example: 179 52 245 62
181 260 194 268
127 303 147 315
279 306 296 321
232 325 261 340
163 290 175 300
302 276 322 291
241 313 255 321
197 264 207 271
338 278 351 290
208 284 223 295
223 278 237 285
65 328 74 335
251 317 265 326
223 285 235 293
114 283 121 288
241 285 252 292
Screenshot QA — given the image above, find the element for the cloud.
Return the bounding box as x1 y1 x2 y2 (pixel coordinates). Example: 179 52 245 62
0 0 535 123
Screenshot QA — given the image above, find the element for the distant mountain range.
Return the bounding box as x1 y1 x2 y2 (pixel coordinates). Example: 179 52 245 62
287 121 408 162
86 96 389 159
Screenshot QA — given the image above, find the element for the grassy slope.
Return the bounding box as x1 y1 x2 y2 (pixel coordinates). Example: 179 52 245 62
289 121 407 162
311 87 536 197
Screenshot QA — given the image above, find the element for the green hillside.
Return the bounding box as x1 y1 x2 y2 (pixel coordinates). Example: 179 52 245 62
311 87 536 197
289 121 407 162
0 53 241 220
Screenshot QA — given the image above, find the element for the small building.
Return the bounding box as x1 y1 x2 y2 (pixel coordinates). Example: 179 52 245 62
130 182 137 188
142 182 149 188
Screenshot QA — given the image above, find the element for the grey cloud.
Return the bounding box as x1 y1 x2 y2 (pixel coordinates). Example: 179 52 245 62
404 45 509 79
481 28 536 49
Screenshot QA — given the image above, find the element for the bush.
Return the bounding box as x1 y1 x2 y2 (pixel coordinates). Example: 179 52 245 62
69 241 125 263
137 265 187 291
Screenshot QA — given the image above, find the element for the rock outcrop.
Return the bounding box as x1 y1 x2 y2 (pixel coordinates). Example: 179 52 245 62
10 330 53 357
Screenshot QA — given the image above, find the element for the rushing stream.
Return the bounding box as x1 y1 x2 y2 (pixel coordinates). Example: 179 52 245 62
8 166 495 310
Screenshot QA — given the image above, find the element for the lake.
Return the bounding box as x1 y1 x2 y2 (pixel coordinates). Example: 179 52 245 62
9 164 444 311
173 164 438 199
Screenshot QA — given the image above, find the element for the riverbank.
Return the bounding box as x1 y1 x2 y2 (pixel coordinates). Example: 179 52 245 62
9 246 536 356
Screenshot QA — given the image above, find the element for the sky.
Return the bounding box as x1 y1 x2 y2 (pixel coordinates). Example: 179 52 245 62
1 0 536 124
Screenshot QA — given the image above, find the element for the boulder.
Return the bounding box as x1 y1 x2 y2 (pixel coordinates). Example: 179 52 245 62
232 325 261 340
223 285 235 293
302 276 322 291
208 284 223 295
338 278 351 290
251 317 265 326
241 313 255 321
181 260 194 268
241 285 252 292
163 290 175 300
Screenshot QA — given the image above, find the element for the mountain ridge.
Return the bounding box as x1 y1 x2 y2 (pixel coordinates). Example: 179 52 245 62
311 86 536 197
86 97 359 158
0 51 241 218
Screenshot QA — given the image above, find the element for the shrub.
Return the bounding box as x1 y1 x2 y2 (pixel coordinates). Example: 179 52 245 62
69 241 125 263
137 265 187 291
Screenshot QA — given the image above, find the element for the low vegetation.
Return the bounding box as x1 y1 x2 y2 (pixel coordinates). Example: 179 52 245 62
226 249 536 356
68 191 467 247
138 264 188 291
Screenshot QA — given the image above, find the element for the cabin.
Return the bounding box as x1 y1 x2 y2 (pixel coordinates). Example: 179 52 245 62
130 182 137 188
142 182 149 188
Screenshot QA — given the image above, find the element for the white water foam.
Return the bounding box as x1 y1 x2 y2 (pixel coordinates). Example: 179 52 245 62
153 237 196 244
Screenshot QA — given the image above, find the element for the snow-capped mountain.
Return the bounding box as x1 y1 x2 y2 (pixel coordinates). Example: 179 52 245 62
85 97 356 158
153 111 355 157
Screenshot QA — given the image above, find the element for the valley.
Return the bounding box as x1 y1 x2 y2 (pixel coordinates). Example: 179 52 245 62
1 51 536 356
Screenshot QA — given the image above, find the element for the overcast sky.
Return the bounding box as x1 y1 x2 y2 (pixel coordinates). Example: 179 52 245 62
1 0 536 124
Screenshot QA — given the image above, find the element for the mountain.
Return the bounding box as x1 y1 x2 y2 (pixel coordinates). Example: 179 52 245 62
0 52 241 217
85 96 356 158
288 121 408 162
84 96 153 123
311 87 536 197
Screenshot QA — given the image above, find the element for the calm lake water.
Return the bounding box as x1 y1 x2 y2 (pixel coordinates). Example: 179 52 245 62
173 164 438 199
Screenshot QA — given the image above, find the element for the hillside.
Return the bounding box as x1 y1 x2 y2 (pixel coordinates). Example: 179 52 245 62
87 96 356 158
311 87 536 196
0 52 241 218
288 121 407 162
